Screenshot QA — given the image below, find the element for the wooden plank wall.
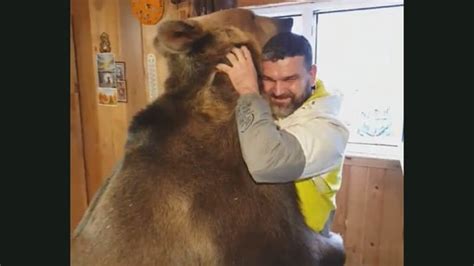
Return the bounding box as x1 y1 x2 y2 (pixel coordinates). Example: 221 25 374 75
71 0 139 231
70 0 188 231
332 157 404 266
70 19 89 232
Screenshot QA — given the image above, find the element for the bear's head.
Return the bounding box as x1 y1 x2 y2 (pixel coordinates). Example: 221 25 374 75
153 9 292 123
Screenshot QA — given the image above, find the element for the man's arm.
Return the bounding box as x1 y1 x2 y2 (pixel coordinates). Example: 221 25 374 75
236 93 307 183
217 46 349 183
236 93 349 183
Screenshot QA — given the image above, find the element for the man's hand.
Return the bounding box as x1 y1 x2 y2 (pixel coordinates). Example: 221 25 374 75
216 46 259 95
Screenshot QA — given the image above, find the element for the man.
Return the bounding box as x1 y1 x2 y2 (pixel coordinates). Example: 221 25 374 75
216 32 349 238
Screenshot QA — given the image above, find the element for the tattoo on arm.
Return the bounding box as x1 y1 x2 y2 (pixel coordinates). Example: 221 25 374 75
237 101 255 133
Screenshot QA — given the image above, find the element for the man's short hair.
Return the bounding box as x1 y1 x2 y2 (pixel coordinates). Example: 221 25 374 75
262 32 313 69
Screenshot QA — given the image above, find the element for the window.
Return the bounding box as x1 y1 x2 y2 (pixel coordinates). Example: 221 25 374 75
316 6 404 149
249 1 404 160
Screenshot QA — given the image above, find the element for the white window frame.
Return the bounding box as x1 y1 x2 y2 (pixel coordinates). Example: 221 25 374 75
246 0 404 49
246 0 404 161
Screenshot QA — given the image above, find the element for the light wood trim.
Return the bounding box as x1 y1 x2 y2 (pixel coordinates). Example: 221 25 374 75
72 0 103 201
344 155 401 170
70 18 88 231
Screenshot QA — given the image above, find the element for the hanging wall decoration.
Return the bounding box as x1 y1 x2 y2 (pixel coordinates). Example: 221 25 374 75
96 32 118 106
97 52 118 106
115 61 128 103
99 32 112 53
117 80 128 103
146 53 159 102
130 0 165 25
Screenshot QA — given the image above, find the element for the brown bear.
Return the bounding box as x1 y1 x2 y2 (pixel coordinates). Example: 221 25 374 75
71 8 345 266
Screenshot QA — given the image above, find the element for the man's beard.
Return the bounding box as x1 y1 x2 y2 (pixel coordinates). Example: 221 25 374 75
264 82 313 119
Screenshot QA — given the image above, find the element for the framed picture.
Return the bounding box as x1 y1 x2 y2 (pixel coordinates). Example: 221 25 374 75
98 87 118 106
98 71 116 88
97 53 115 72
115 61 126 81
97 53 117 88
117 80 128 103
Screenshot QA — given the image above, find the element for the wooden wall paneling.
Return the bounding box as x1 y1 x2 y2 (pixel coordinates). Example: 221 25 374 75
71 0 187 220
379 168 404 266
71 0 103 206
344 156 400 170
90 0 128 186
118 0 148 123
72 0 128 202
343 165 369 265
332 163 351 236
334 158 404 266
360 168 386 265
70 19 89 232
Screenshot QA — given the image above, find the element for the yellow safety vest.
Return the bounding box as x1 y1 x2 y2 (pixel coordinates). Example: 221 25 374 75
295 79 344 232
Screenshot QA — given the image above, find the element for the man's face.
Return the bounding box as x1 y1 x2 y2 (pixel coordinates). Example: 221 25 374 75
261 56 316 118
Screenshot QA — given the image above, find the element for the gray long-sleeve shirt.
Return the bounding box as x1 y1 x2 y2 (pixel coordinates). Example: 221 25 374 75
235 92 349 183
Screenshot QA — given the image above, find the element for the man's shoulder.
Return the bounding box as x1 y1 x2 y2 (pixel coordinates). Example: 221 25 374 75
304 79 343 111
277 80 344 127
277 95 343 130
300 94 342 117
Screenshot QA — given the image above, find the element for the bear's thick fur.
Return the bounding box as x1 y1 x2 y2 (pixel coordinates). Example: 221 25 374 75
71 8 345 266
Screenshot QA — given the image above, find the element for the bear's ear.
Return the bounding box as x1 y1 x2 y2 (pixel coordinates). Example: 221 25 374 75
155 20 205 53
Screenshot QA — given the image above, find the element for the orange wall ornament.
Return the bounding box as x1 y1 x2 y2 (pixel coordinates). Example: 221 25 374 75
131 0 165 25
